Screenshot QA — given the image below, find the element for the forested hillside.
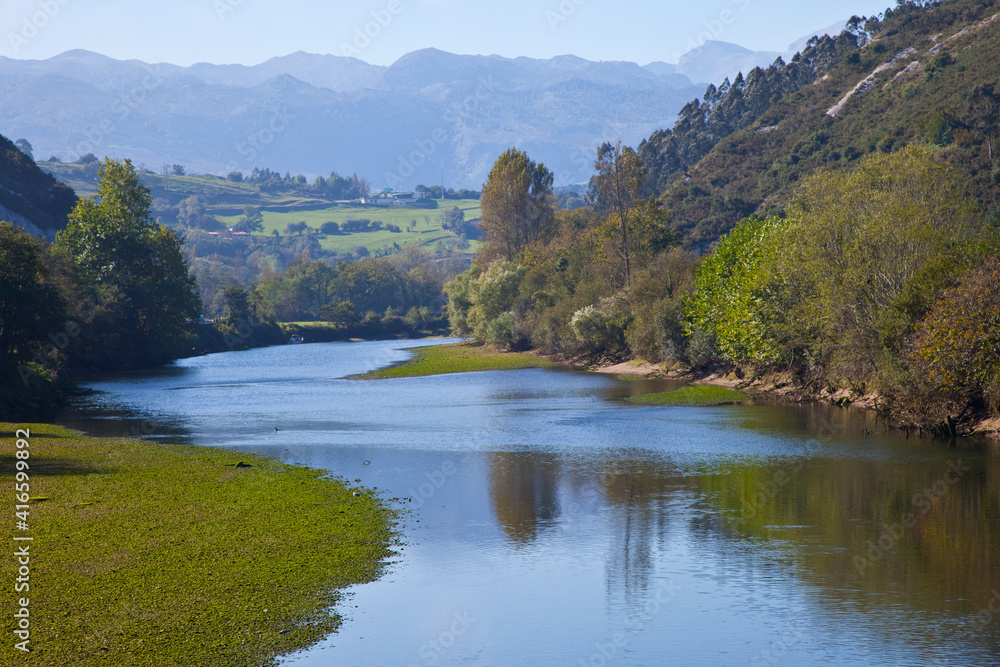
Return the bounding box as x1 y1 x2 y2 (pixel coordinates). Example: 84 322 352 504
0 135 76 233
446 0 1000 436
643 0 1000 247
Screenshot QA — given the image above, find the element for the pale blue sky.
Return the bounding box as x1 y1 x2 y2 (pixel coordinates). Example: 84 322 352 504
3 0 893 65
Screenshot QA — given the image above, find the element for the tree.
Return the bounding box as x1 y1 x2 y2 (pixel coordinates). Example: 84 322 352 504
284 221 308 236
591 141 645 286
778 146 979 378
222 286 252 325
479 148 554 260
320 221 340 235
171 164 186 176
685 215 786 364
14 138 33 161
440 206 464 229
234 206 264 234
0 223 66 377
319 301 359 327
914 258 1000 415
177 195 222 231
966 83 1000 165
55 158 201 367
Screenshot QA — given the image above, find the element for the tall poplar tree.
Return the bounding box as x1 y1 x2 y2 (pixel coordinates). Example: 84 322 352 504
479 148 554 261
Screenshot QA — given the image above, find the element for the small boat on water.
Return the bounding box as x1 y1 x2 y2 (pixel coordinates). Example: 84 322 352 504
288 334 304 345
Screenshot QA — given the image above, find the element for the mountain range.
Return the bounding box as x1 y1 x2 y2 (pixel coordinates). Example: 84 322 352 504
0 25 845 189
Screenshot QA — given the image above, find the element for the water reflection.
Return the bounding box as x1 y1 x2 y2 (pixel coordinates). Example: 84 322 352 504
54 340 1000 665
488 452 561 544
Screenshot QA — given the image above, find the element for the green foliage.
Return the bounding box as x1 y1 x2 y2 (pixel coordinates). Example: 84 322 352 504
923 110 954 146
924 51 955 78
0 223 66 375
233 205 264 233
624 248 697 362
460 261 528 346
685 216 786 364
592 141 644 285
644 0 1000 248
176 195 222 231
777 146 978 379
479 148 554 261
55 158 202 369
253 254 443 326
914 257 1000 413
319 300 359 327
285 220 309 235
570 305 613 351
221 285 252 324
0 133 77 230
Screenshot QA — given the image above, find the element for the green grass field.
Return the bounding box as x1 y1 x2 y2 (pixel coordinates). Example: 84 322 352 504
42 164 266 200
217 199 482 254
42 162 482 254
362 342 556 379
0 423 396 666
625 385 750 406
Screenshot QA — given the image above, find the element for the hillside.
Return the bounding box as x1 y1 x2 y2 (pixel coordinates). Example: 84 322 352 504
642 0 1000 248
0 134 76 234
39 160 479 255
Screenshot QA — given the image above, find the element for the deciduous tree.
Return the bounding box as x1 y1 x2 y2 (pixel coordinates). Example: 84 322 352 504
479 148 554 261
592 141 644 285
55 158 201 367
0 223 66 376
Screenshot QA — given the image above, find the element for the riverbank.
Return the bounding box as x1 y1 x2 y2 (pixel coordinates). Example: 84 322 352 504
586 357 1000 438
0 424 397 666
360 341 557 379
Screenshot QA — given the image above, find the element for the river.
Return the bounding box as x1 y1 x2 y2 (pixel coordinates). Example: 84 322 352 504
56 339 1000 666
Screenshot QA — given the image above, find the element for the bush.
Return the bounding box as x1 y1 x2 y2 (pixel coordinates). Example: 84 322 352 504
685 215 786 364
913 257 1000 414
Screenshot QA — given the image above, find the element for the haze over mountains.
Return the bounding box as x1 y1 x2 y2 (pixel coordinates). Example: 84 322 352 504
0 25 845 188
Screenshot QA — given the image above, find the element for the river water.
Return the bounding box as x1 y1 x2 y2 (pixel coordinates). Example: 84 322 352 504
57 339 1000 666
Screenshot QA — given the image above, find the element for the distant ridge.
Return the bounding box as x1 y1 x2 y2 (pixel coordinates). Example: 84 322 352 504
0 20 847 189
0 48 704 187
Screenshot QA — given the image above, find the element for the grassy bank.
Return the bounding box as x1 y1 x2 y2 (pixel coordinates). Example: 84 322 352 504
625 385 750 406
363 342 557 379
0 424 396 667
